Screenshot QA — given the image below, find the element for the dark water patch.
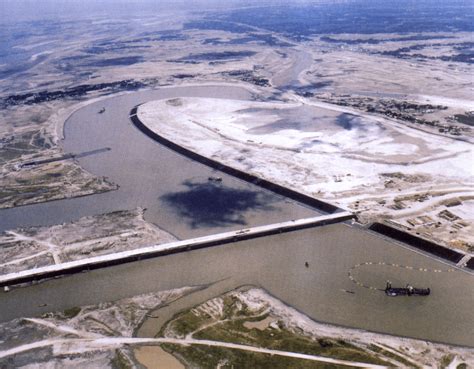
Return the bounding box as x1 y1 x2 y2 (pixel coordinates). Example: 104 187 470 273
177 51 256 62
137 30 188 41
381 49 474 64
0 65 29 80
161 180 276 228
159 33 188 41
126 35 188 43
61 55 145 69
81 56 144 67
184 20 254 34
56 55 92 72
84 44 150 55
204 36 257 45
172 74 196 80
250 33 292 47
203 33 291 47
454 42 474 51
381 44 430 56
247 116 337 135
247 119 306 134
321 35 456 45
0 52 50 80
236 107 264 114
298 139 339 151
203 38 221 45
60 54 91 62
222 70 269 87
378 41 474 64
440 53 474 64
453 113 474 126
321 36 381 45
248 107 356 135
336 113 361 131
293 83 332 97
166 60 200 65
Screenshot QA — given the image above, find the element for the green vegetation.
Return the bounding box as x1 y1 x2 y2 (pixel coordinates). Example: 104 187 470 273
439 353 456 368
369 344 420 368
164 309 212 337
194 321 387 365
63 306 81 319
160 293 390 368
111 349 134 369
0 131 39 164
162 344 347 369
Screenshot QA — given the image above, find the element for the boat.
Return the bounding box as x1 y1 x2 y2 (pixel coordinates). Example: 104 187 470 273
385 281 430 296
98 107 106 114
208 176 222 182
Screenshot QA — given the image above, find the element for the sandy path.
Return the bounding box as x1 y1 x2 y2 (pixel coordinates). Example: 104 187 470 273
0 336 388 368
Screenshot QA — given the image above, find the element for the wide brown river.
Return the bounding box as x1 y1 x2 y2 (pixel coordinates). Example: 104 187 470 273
0 86 472 347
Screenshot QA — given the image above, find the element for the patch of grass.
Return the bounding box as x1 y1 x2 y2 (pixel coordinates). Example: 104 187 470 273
162 344 344 369
111 349 133 369
369 344 420 368
194 317 366 361
160 291 391 368
63 306 81 319
170 307 388 367
168 310 211 337
0 149 28 162
439 353 455 368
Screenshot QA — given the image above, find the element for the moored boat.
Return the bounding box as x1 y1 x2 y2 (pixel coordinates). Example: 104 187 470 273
385 281 430 296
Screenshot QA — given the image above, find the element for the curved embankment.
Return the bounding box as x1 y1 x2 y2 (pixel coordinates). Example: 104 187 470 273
129 106 343 214
130 105 470 268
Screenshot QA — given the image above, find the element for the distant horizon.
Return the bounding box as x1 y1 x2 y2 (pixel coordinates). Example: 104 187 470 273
1 0 472 25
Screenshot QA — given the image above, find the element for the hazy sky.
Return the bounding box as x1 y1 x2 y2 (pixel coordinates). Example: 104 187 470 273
0 0 277 23
0 1 361 24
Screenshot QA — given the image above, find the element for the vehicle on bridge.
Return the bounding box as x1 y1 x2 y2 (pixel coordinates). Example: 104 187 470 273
385 281 430 296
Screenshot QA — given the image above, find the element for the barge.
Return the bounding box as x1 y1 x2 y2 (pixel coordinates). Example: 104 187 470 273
385 281 430 296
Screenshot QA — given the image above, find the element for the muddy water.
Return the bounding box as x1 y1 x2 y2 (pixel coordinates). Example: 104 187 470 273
0 85 318 238
135 346 184 369
1 224 472 347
